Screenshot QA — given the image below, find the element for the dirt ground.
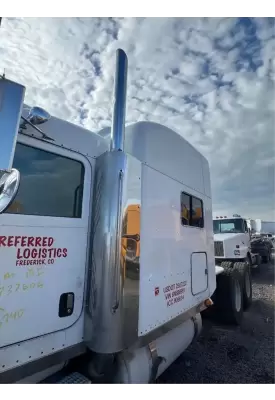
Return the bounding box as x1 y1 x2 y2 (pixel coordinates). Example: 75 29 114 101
157 258 275 384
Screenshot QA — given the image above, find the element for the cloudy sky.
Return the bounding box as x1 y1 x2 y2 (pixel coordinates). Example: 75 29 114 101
0 17 274 220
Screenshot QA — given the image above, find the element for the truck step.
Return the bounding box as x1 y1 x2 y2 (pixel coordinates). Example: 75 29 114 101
57 372 91 384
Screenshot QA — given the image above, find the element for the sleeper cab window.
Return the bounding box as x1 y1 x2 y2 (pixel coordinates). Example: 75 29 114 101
180 192 204 228
5 143 85 218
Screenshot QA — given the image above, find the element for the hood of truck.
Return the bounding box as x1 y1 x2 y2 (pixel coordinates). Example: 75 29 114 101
214 233 247 259
214 233 245 242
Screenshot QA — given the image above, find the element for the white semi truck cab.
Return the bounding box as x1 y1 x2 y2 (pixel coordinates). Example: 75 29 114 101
213 214 253 262
0 49 252 384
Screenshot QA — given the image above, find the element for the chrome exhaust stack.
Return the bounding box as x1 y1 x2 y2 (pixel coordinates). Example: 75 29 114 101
110 49 128 152
85 49 142 355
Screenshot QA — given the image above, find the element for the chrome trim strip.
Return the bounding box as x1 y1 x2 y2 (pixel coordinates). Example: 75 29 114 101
112 169 124 313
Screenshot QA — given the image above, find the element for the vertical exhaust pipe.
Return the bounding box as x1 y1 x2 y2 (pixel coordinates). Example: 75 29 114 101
86 48 141 354
110 49 128 152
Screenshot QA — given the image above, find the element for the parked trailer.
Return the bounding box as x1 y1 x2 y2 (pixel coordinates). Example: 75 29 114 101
249 218 274 235
0 49 246 384
258 220 275 236
246 218 257 234
246 218 275 241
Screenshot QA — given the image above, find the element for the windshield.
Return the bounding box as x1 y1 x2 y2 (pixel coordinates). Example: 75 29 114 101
213 219 245 234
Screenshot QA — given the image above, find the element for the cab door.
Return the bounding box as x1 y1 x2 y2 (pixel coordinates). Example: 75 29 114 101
0 136 91 348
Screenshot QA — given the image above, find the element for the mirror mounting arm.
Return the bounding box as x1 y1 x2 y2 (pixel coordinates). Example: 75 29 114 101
20 115 55 141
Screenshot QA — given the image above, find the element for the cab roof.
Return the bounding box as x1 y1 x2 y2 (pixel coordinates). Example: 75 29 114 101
213 214 243 220
20 109 211 198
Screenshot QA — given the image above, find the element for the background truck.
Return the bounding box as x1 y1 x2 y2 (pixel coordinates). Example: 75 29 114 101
0 49 250 384
212 214 264 319
250 236 273 264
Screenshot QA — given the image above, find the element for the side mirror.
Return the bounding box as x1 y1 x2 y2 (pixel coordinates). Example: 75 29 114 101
0 78 25 214
27 106 51 126
0 169 20 214
0 78 25 170
19 106 54 141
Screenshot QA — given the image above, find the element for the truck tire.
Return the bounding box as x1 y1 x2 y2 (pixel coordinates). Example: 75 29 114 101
215 267 243 325
256 254 261 266
233 261 252 311
221 261 233 269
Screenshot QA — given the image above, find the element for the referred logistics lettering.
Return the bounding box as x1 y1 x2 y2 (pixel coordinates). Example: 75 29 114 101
0 235 68 267
0 236 54 247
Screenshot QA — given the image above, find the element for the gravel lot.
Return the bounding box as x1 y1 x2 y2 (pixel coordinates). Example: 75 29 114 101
157 257 274 384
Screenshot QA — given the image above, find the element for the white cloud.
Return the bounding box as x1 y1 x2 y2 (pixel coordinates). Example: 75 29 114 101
0 17 274 220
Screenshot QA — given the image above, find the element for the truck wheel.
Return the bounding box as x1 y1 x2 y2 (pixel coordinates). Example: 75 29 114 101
215 268 243 325
233 262 252 311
